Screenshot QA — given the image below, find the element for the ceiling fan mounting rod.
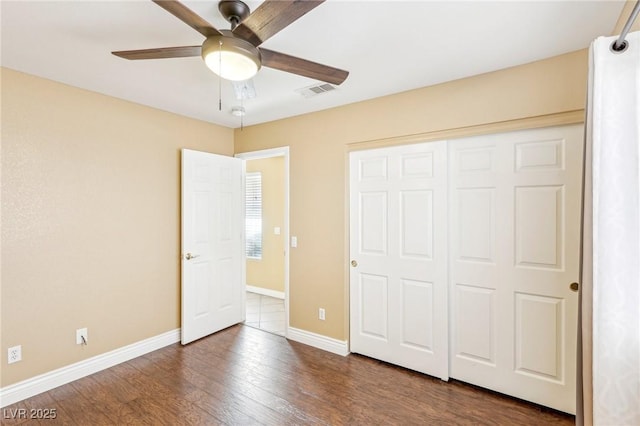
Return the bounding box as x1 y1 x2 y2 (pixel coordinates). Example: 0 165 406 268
218 0 250 30
229 16 239 30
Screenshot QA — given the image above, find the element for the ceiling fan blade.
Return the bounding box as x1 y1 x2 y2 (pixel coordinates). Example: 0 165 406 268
260 48 348 85
112 46 201 60
152 0 222 38
233 0 325 46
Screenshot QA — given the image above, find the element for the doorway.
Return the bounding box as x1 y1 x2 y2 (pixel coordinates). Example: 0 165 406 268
236 147 290 337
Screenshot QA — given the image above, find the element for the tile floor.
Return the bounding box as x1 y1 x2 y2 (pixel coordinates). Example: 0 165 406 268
245 291 285 336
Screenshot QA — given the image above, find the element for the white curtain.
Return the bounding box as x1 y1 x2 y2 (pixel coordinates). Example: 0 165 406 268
578 31 640 426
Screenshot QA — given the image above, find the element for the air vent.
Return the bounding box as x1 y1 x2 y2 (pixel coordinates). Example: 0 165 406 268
297 83 337 98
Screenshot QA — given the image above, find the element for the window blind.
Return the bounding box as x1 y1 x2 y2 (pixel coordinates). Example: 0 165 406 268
245 172 262 259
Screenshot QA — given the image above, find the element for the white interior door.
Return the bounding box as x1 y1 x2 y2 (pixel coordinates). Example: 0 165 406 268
181 149 245 345
350 141 449 380
448 125 582 414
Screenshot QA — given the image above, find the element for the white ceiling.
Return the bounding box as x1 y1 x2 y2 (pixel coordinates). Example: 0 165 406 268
1 1 626 128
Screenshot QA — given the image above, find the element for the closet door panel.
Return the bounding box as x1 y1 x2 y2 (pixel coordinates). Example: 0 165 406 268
449 125 582 414
350 141 449 380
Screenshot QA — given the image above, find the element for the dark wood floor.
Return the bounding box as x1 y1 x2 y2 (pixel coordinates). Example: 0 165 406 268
2 324 574 425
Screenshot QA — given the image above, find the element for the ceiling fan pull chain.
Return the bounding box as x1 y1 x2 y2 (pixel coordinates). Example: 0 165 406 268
218 40 223 111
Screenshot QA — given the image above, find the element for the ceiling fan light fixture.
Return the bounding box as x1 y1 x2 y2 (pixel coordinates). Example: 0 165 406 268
202 35 261 81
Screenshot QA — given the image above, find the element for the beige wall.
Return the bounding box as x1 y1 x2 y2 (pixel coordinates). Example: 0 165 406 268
234 49 589 341
0 68 233 386
246 157 285 293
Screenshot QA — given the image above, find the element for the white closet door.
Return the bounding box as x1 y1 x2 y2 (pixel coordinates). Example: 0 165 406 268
449 125 582 414
350 141 448 379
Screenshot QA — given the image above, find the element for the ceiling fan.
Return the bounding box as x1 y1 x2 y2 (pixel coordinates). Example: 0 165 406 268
112 0 349 85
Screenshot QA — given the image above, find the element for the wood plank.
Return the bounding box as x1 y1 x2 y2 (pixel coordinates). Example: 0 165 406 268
2 325 574 425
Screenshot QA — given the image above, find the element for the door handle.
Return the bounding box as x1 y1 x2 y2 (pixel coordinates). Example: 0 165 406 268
351 260 358 267
569 282 579 292
184 253 200 260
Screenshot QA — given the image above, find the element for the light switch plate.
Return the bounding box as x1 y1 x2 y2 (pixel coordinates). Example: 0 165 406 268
291 236 297 247
76 328 88 345
274 227 281 235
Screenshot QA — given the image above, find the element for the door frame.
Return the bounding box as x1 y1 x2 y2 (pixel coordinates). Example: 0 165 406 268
235 147 291 337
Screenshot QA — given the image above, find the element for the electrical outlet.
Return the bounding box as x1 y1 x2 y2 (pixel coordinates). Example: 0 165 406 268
319 308 326 321
8 345 21 364
76 328 88 345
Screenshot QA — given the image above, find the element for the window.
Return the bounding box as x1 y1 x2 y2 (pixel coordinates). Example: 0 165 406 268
245 172 262 259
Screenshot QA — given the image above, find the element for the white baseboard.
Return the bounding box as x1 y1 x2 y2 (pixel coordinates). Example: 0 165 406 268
287 327 349 357
0 329 181 408
246 285 285 300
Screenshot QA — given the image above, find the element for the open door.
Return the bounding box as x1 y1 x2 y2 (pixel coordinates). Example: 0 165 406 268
181 149 244 344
